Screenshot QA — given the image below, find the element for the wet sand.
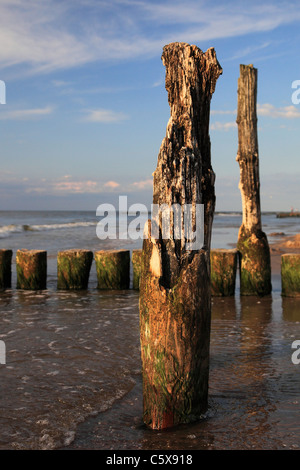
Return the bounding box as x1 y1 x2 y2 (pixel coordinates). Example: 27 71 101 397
63 234 300 451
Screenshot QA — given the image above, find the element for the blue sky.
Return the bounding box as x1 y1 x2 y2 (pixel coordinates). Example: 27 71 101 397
0 0 300 211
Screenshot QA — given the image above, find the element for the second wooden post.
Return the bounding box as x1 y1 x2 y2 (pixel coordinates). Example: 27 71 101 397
236 64 271 296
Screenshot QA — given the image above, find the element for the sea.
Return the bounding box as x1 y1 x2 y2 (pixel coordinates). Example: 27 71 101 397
0 210 299 450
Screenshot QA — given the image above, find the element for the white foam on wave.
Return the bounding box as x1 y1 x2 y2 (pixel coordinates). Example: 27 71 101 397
0 221 97 238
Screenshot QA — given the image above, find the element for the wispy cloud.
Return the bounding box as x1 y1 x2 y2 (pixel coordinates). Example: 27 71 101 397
257 103 300 119
0 174 152 197
104 181 120 189
226 41 272 61
1 1 300 75
211 103 300 128
131 179 153 190
211 121 237 131
83 109 129 123
0 106 54 120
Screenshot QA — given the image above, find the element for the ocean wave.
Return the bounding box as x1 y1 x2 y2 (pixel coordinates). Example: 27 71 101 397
0 221 96 238
215 212 242 217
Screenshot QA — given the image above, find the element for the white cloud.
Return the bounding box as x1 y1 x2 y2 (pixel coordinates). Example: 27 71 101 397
0 106 54 120
83 109 129 123
104 181 120 189
211 103 300 127
0 1 300 75
211 121 237 131
257 103 300 119
226 41 272 61
131 179 153 189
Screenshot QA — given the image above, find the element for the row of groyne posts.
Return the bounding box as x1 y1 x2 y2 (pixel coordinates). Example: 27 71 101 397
0 247 299 297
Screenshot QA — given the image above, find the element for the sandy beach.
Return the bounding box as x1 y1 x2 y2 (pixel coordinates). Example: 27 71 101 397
269 233 300 274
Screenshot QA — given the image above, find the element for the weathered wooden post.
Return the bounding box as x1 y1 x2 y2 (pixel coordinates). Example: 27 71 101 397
236 64 271 296
132 249 142 290
281 254 300 297
0 249 13 289
210 248 238 296
16 249 47 290
57 249 93 290
95 249 130 289
139 42 222 429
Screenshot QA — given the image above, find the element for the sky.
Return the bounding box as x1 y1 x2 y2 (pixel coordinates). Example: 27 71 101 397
0 0 300 212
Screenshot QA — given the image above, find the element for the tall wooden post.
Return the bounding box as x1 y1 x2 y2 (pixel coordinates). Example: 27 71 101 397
236 64 271 296
139 42 222 429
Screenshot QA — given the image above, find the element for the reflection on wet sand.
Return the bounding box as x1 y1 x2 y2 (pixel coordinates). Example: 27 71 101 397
67 292 300 450
282 297 300 322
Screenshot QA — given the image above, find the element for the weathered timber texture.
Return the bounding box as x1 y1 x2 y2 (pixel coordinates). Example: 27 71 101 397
132 249 142 290
16 249 47 290
95 250 130 289
139 42 222 429
210 248 238 296
57 249 93 290
0 249 13 289
236 64 271 296
281 254 300 297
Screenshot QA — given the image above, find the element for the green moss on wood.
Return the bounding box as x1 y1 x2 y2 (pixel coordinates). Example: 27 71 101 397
132 249 142 290
210 249 238 296
0 249 13 289
95 250 130 290
16 249 47 290
281 254 300 297
139 236 211 429
237 226 272 296
57 249 93 290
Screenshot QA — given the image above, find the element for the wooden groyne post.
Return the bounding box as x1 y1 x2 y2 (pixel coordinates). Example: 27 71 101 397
57 249 93 290
16 249 47 290
236 64 271 296
210 249 238 296
281 254 300 297
95 250 130 289
0 249 13 289
139 43 222 429
132 249 142 290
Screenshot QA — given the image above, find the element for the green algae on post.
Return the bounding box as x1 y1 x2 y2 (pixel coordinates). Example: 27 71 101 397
281 254 300 297
57 249 93 290
16 249 47 290
0 249 13 289
210 249 238 296
132 249 142 290
95 249 130 290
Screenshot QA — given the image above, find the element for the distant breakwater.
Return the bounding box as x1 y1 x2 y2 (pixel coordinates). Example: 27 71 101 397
277 212 300 218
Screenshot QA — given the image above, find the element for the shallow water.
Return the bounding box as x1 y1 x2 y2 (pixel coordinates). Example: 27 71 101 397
0 280 300 450
0 211 299 450
64 294 300 451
